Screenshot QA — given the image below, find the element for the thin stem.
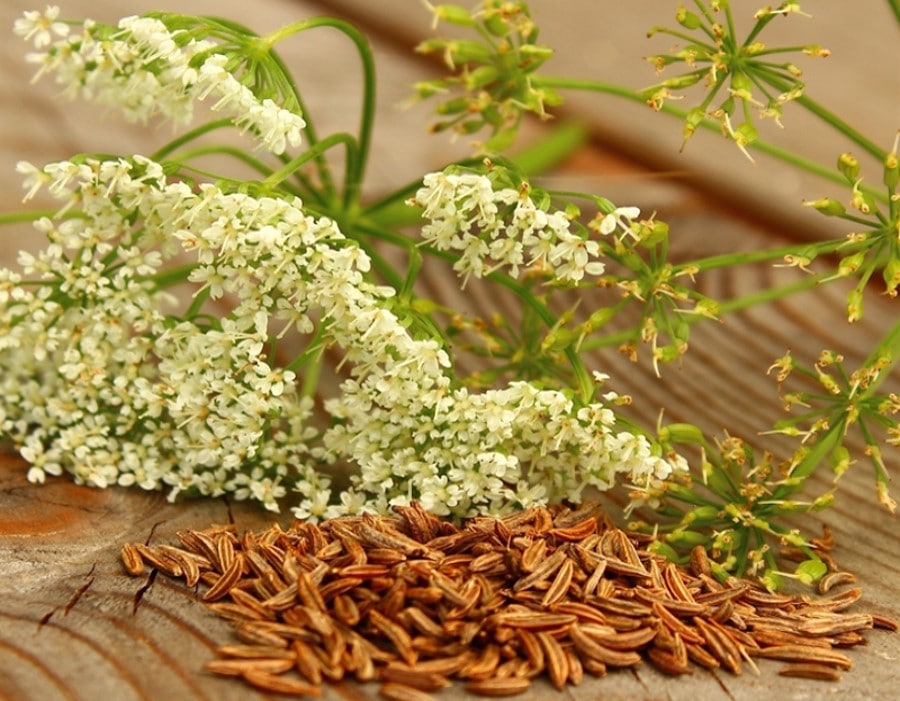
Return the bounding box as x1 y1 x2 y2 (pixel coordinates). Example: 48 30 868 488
150 119 234 161
0 210 56 225
890 0 900 23
263 18 377 205
263 132 359 192
716 274 827 314
168 145 276 180
688 238 847 272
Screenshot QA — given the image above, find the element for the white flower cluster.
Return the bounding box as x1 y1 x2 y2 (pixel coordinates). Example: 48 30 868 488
14 8 305 154
325 371 682 519
1 155 681 518
2 156 332 510
410 170 610 285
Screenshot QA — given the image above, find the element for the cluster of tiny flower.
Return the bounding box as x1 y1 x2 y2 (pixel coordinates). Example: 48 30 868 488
2 156 333 510
410 170 610 285
14 8 305 154
323 369 683 520
2 154 680 517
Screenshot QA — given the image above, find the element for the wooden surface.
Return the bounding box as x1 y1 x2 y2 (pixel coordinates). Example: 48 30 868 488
1 1 898 700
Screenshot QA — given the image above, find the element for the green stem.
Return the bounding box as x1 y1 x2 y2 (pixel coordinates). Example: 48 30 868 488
263 18 377 206
890 0 900 23
150 119 234 161
0 210 55 225
689 239 848 273
263 132 359 192
716 274 828 314
167 145 276 180
148 262 197 291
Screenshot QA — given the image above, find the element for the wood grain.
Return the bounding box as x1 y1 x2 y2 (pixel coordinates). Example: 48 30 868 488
0 1 897 700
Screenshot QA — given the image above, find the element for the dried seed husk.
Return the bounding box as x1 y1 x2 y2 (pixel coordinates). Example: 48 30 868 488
464 676 532 697
241 669 323 696
124 501 888 699
378 682 438 701
205 657 295 676
380 663 452 691
536 630 569 689
777 662 843 681
120 543 145 576
752 644 853 669
202 553 244 602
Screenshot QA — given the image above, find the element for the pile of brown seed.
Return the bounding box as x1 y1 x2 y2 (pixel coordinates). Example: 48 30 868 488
121 502 895 698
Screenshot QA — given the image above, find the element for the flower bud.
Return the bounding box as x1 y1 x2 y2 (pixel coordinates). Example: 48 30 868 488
662 73 704 89
518 43 554 69
884 149 899 191
683 505 723 525
882 256 900 296
846 286 864 322
432 4 476 27
681 106 706 147
838 152 860 182
647 540 682 561
675 6 702 29
802 197 845 216
666 528 709 547
836 251 865 277
659 422 705 445
464 65 499 90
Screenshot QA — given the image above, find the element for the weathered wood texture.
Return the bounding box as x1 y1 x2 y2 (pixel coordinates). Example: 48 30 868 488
1 1 897 700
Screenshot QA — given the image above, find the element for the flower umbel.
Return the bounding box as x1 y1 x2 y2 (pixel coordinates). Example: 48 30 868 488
643 2 828 156
414 1 560 151
15 10 306 154
0 153 680 518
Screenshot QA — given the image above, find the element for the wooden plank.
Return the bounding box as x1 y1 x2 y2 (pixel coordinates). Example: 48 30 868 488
0 1 897 700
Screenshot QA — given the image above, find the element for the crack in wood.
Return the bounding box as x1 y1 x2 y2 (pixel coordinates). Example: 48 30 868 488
705 667 738 700
144 520 165 545
37 563 96 628
132 568 158 615
222 494 235 525
629 666 651 693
